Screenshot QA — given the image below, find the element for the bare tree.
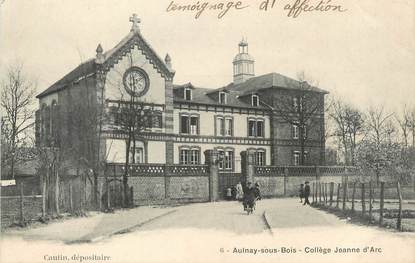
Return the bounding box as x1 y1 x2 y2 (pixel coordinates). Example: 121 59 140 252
329 98 365 165
1 63 36 178
110 92 156 207
407 107 415 147
272 71 325 165
396 105 411 148
330 99 349 164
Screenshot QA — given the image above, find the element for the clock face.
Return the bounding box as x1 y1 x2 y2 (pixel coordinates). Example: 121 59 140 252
122 67 149 97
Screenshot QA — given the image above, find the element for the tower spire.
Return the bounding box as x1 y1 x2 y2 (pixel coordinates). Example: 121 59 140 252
233 38 255 84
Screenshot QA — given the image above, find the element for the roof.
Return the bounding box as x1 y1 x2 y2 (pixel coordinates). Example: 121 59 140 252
233 53 254 62
37 28 174 99
36 59 96 99
173 82 195 90
173 72 328 109
225 72 328 95
173 83 270 110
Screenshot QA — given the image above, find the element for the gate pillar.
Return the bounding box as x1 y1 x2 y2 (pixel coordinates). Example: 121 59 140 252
240 150 255 186
204 150 219 202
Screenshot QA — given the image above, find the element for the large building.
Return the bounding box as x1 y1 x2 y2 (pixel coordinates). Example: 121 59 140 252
35 15 327 173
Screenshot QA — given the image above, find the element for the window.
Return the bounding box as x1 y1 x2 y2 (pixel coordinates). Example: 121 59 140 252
252 95 259 107
216 116 233 136
248 118 265 137
293 151 300 166
180 115 189 133
303 125 307 139
150 112 162 128
293 123 307 139
293 124 299 139
225 118 233 136
293 97 299 112
180 114 199 135
180 147 200 164
130 147 144 164
190 116 198 135
304 152 308 165
257 120 264 137
248 120 256 137
180 149 189 164
216 117 225 136
249 148 266 166
184 88 192 101
219 92 227 104
217 148 234 171
255 150 265 166
224 150 234 170
293 151 308 166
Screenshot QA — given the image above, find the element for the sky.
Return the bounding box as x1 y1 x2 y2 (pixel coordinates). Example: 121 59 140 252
0 0 414 113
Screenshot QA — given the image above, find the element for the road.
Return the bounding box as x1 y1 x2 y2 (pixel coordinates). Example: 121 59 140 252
139 201 270 234
1 198 414 263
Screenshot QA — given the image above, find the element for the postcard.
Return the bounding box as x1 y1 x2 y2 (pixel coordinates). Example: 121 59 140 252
0 0 414 262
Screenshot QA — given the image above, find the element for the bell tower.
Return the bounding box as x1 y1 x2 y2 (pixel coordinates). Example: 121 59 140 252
233 38 255 84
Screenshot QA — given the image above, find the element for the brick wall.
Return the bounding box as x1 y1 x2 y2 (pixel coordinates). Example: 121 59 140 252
129 177 166 204
255 176 285 197
115 176 210 205
1 195 42 229
168 176 209 201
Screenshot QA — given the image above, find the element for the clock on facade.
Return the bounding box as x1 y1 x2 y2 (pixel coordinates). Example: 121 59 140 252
122 67 150 97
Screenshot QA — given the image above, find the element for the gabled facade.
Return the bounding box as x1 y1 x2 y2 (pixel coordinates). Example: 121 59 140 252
35 15 328 173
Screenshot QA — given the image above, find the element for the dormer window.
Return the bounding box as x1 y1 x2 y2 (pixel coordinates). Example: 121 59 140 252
251 95 259 107
219 92 227 104
184 88 192 101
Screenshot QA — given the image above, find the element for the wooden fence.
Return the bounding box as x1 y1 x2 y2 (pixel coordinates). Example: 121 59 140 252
311 181 415 231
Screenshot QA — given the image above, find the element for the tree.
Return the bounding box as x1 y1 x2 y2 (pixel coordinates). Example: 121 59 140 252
396 105 411 148
355 106 398 184
1 63 36 178
110 92 156 207
329 99 364 165
407 107 415 147
272 72 325 165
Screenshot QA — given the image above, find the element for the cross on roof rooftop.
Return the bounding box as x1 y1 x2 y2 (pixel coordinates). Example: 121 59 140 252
129 13 141 32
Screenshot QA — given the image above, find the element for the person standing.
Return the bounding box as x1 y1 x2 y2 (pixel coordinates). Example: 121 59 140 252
303 181 311 205
254 182 261 200
299 184 304 203
236 181 244 201
243 182 255 211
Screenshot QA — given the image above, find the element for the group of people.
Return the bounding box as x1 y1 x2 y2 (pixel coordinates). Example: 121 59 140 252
226 181 262 212
299 181 311 205
226 180 312 211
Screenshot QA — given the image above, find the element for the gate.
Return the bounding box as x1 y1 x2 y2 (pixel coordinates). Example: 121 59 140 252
218 172 244 199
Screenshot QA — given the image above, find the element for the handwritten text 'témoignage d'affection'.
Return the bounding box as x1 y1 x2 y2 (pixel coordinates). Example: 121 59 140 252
166 0 347 19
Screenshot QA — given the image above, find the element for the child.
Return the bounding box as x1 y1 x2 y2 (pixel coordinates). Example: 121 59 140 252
299 184 304 203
